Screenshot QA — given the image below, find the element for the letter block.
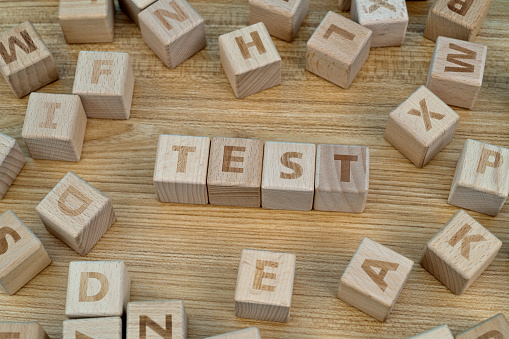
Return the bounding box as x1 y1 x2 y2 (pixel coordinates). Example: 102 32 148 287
420 210 502 295
427 37 487 110
385 86 459 168
207 137 264 208
139 0 206 69
219 22 281 98
337 237 413 322
408 325 454 339
235 249 296 322
119 0 157 26
261 141 316 211
0 133 25 200
206 327 262 339
72 51 135 119
66 261 131 318
306 11 371 89
36 171 116 255
449 139 509 216
153 134 210 204
0 210 51 295
456 313 509 339
313 144 369 213
0 21 59 98
63 317 122 339
0 322 49 339
127 300 187 339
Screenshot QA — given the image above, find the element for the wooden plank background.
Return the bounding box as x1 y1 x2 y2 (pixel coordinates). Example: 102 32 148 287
0 0 508 338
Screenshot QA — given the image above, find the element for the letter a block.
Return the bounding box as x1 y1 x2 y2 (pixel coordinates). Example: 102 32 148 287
408 325 454 339
420 210 502 295
63 317 122 339
119 0 157 26
456 314 509 339
36 171 116 255
0 133 25 200
337 237 413 322
127 300 187 339
0 322 49 339
206 327 262 339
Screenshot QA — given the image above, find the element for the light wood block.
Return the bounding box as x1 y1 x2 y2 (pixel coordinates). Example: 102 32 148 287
384 86 460 168
63 317 122 339
72 51 135 120
420 210 502 295
408 325 454 339
0 133 25 200
66 261 130 318
0 21 59 98
127 300 187 339
313 144 369 213
261 141 315 211
337 237 413 322
119 0 157 26
456 314 509 339
339 0 351 11
207 137 264 208
448 139 509 216
219 22 281 99
35 171 116 256
0 210 51 295
58 0 115 44
206 327 262 339
139 0 206 69
0 322 49 339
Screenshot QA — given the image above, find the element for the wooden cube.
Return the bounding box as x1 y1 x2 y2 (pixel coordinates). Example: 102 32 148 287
0 322 49 339
0 210 51 295
427 37 487 110
207 137 263 208
0 133 25 200
139 0 206 69
58 0 115 44
261 141 316 211
337 237 413 322
66 261 130 318
385 86 459 168
35 171 116 256
408 325 454 339
449 139 509 216
313 144 369 213
72 51 135 120
153 134 210 204
63 317 122 339
456 314 509 339
420 210 502 295
119 0 157 26
127 300 187 339
306 11 371 89
0 21 59 98
206 327 262 339
219 22 281 99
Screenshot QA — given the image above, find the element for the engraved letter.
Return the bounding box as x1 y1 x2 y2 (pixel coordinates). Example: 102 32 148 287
477 148 503 174
0 30 37 65
361 259 399 292
172 145 196 173
253 259 278 292
79 272 109 302
91 60 113 84
139 315 172 338
75 331 93 339
235 31 266 60
280 152 303 179
478 330 503 339
153 1 189 31
334 154 358 182
448 223 486 259
0 227 21 255
58 185 93 217
39 102 61 129
445 43 477 73
323 24 355 41
447 0 474 16
407 99 445 131
222 146 246 173
368 0 396 13
0 333 20 339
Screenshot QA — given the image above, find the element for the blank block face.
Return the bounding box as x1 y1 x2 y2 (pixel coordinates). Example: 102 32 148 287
448 139 509 216
206 327 262 339
306 11 371 89
385 86 460 168
338 237 413 322
119 0 157 26
36 171 116 256
0 322 49 339
0 133 25 200
421 210 502 295
127 300 187 339
456 314 509 339
408 325 454 339
63 317 122 339
72 51 135 119
235 249 296 322
219 22 282 99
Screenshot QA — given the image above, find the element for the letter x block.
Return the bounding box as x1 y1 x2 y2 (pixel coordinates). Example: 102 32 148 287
127 300 187 339
36 171 116 255
63 317 122 339
456 314 509 339
408 325 454 339
0 133 25 200
0 322 49 339
119 0 157 26
206 327 262 339
421 210 502 295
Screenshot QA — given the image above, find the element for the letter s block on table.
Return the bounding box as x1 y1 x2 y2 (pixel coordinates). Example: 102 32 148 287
0 322 49 339
408 325 454 339
206 327 262 339
127 300 187 339
63 317 122 339
0 133 25 200
456 313 509 339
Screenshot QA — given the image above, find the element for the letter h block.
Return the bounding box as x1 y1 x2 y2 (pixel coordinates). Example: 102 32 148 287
127 300 187 339
0 322 50 339
0 133 25 200
456 314 509 339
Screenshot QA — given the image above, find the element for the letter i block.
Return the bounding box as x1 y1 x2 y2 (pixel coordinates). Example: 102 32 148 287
63 317 122 339
206 327 262 339
0 322 49 339
127 300 187 339
119 0 157 26
0 133 25 200
456 314 509 339
36 171 116 256
408 325 454 339
338 237 413 322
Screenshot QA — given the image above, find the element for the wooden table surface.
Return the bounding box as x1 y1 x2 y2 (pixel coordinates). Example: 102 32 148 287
1 0 508 338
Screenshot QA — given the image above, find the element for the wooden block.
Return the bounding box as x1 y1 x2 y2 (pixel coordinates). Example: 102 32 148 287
0 322 49 339
63 317 122 339
456 314 509 339
66 261 130 318
313 144 369 213
339 0 351 11
206 327 262 339
0 21 59 98
207 137 264 208
448 139 509 216
235 249 296 322
219 22 281 99
58 0 115 44
0 210 51 295
35 171 116 255
408 325 454 339
420 210 502 295
427 37 487 110
119 0 157 26
261 141 315 211
139 0 206 69
126 300 187 339
384 86 460 168
0 133 25 200
72 51 134 120
337 237 413 322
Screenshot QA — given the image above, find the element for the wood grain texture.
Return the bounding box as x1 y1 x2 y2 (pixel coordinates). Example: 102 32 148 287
126 300 187 339
62 316 122 339
0 322 50 339
206 326 261 339
456 313 509 339
0 133 25 200
408 324 454 338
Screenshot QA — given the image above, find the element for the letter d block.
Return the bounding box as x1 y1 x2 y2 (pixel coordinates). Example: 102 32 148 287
36 171 116 256
0 322 49 339
0 133 25 200
456 313 509 339
63 317 122 339
127 300 187 339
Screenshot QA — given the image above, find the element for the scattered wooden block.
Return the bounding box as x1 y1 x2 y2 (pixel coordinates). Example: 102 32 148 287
313 144 369 213
306 11 371 89
408 325 454 339
63 317 122 339
219 22 281 98
0 133 25 200
126 300 187 339
206 327 262 339
337 237 413 322
448 139 509 216
420 210 502 295
384 86 460 168
0 322 49 339
456 314 509 339
72 51 135 119
35 171 116 255
0 21 59 98
119 0 157 27
338 0 351 11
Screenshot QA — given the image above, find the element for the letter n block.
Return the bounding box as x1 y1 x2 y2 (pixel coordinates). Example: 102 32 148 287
0 133 25 200
408 325 454 339
456 314 509 339
206 327 262 339
63 317 122 339
126 300 187 339
36 171 116 255
0 322 49 339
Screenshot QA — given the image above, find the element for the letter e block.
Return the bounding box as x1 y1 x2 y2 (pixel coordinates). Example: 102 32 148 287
0 322 49 339
206 327 262 339
456 313 509 339
408 325 454 339
119 0 157 26
127 300 187 339
63 317 122 339
0 133 25 200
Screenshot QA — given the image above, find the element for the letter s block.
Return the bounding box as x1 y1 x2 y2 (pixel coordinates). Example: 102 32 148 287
126 300 187 339
0 322 50 339
36 171 116 256
0 133 25 200
456 313 509 339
